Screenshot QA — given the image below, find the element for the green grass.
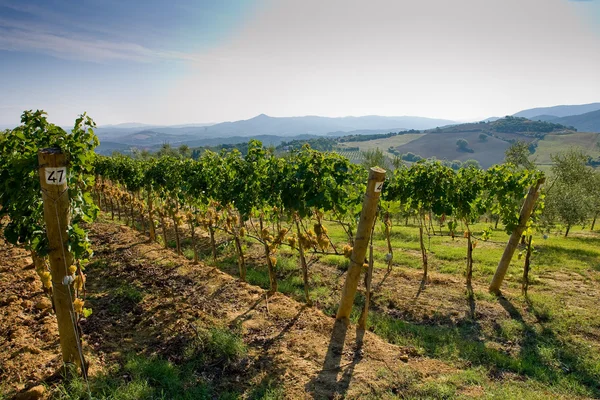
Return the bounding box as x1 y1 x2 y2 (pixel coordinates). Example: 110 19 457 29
53 326 248 399
533 132 600 165
367 308 599 397
157 215 600 398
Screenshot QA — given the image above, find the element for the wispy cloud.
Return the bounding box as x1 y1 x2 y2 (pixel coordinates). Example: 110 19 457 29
0 19 198 63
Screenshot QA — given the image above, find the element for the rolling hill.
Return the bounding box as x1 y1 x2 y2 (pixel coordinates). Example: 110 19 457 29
385 117 576 168
514 103 600 119
394 131 511 169
180 114 456 137
532 109 600 133
94 114 456 144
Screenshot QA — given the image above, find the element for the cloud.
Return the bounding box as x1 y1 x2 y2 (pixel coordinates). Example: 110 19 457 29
0 18 199 63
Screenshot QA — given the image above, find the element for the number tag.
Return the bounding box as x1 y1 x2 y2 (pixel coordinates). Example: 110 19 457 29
374 182 384 193
45 167 67 185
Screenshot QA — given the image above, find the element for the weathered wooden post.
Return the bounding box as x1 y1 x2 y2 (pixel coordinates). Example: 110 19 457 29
147 192 156 241
336 167 386 324
489 177 545 294
38 148 83 372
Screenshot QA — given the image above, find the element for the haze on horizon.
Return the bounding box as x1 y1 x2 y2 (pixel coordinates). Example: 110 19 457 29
1 0 600 126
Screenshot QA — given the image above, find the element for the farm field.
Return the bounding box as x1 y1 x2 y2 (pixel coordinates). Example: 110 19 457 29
393 131 511 169
3 210 597 399
533 132 600 165
337 134 425 153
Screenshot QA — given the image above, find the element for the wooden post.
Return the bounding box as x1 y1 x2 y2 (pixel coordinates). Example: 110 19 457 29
38 148 83 372
358 231 375 329
147 191 156 241
522 235 533 295
489 177 545 294
336 167 386 323
466 230 473 289
296 218 311 305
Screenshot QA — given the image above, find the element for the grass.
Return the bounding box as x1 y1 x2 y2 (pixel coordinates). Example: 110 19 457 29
209 219 600 397
53 325 248 399
533 132 600 165
366 306 600 398
91 214 600 399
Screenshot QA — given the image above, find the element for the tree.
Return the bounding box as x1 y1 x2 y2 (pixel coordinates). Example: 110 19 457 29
504 141 534 169
590 171 600 231
462 159 481 169
178 144 191 158
157 143 177 157
450 160 462 170
456 139 473 153
544 149 594 236
479 133 488 142
361 148 388 170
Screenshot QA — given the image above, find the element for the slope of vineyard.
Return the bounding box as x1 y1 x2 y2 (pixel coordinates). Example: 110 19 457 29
1 220 466 399
4 214 599 399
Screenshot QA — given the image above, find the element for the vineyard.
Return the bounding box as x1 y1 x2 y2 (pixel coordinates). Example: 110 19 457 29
1 112 600 399
332 149 364 164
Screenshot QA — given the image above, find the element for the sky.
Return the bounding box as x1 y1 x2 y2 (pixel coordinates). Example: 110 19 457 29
1 0 600 126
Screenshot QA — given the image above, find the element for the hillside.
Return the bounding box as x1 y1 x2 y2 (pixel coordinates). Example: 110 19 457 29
394 130 511 169
94 114 456 147
514 103 600 119
533 132 600 165
544 109 600 133
174 114 456 138
383 117 573 168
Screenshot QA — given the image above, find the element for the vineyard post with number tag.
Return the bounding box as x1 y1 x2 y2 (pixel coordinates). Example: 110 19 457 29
38 148 83 372
336 167 386 324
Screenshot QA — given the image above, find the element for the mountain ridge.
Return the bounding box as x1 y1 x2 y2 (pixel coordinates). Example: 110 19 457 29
513 103 600 119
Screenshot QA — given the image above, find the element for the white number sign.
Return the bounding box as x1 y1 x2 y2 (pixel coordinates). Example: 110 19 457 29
45 167 67 185
374 182 384 193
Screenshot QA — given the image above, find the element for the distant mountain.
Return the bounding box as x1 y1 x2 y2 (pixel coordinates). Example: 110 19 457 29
546 109 600 133
99 122 159 129
186 114 456 138
514 103 600 119
95 134 321 155
527 115 560 122
116 130 191 145
94 114 458 151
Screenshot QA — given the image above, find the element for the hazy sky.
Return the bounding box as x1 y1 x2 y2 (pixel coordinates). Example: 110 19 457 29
1 0 600 126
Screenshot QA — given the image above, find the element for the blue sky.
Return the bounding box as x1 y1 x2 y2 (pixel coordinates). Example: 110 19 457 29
1 0 600 126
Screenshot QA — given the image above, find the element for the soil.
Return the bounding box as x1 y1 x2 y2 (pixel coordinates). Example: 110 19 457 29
0 220 457 399
3 216 598 399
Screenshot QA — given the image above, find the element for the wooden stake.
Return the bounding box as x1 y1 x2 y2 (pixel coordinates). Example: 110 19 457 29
296 218 311 305
489 178 545 294
147 191 156 241
38 148 83 372
358 230 375 329
336 167 386 323
522 235 533 295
